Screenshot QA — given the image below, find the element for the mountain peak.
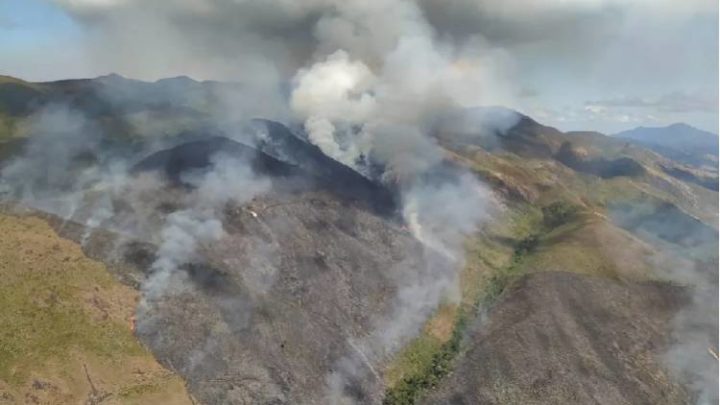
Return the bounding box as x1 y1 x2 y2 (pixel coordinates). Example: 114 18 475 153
627 122 713 135
97 72 127 81
667 122 695 131
156 75 198 84
615 121 719 165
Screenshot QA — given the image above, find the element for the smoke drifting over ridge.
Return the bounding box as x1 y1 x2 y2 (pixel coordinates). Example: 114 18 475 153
1 1 511 400
0 90 502 404
0 0 716 403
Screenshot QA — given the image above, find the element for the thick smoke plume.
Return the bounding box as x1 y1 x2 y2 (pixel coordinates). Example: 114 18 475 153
1 0 509 397
2 0 715 403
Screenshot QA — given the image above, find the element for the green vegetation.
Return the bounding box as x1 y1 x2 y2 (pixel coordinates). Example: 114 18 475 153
481 233 538 306
542 201 580 229
0 216 143 384
383 313 467 405
382 202 560 404
381 198 595 404
0 214 192 403
0 113 21 141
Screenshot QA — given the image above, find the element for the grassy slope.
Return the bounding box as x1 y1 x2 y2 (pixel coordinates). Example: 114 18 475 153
0 76 43 142
382 202 542 404
0 213 193 404
0 76 713 403
381 128 714 402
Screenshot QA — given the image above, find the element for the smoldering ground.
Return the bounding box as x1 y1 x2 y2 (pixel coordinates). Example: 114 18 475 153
1 84 716 405
0 94 507 402
0 0 716 403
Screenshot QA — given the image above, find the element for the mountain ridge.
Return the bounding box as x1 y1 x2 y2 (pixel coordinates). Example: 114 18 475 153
614 122 718 169
0 74 716 404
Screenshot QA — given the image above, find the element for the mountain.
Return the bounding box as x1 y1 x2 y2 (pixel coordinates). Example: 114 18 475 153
422 272 688 405
0 75 716 404
615 123 719 169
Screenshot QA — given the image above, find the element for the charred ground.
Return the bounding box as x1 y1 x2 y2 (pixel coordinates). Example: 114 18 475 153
0 75 717 405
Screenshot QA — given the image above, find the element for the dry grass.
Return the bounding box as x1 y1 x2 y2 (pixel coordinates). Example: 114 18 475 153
0 213 193 404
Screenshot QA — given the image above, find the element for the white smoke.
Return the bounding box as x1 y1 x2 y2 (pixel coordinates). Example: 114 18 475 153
8 0 712 402
137 152 273 324
0 105 277 342
282 1 509 400
609 204 719 405
403 173 494 261
0 105 102 218
291 50 378 122
140 209 224 300
664 284 718 405
288 14 514 176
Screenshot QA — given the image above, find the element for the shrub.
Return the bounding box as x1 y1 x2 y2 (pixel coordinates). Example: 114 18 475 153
542 201 579 229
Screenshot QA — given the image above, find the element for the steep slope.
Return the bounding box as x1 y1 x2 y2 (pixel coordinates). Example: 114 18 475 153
0 120 425 403
437 108 718 226
0 213 194 404
384 108 718 404
422 272 689 405
0 76 716 405
132 132 397 214
133 189 427 404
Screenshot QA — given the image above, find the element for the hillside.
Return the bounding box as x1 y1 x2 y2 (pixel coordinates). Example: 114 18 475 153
422 271 689 405
616 123 719 170
0 212 194 404
0 75 716 404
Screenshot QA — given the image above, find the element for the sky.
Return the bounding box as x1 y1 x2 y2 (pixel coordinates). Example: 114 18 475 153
0 0 717 134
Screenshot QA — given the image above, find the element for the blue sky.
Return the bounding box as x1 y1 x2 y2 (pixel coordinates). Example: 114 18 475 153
0 0 717 134
0 0 78 47
0 0 92 80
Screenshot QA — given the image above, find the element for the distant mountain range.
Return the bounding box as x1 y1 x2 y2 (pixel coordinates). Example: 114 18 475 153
0 74 717 404
615 123 718 169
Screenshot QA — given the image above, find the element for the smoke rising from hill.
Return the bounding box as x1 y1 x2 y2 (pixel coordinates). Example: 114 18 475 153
1 0 715 402
0 96 506 403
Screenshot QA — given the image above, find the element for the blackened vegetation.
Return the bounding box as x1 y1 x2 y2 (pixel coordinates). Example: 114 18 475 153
609 200 718 263
132 136 295 185
132 127 397 215
541 201 580 229
660 164 719 191
122 241 157 271
183 262 254 333
555 141 646 179
256 120 398 214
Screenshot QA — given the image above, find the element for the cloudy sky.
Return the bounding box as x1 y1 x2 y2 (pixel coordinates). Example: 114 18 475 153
0 0 717 134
